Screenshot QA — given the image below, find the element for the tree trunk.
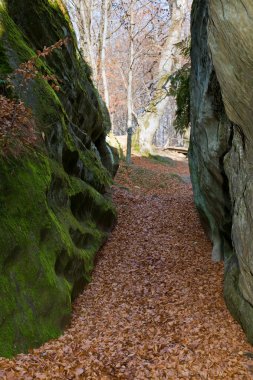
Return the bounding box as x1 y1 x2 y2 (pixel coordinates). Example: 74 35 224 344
101 0 110 109
76 0 98 82
126 0 134 164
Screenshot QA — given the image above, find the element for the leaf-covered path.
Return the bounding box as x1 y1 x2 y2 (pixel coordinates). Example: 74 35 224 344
1 156 253 379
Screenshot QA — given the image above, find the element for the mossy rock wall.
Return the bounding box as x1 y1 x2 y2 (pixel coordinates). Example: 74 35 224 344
0 0 117 357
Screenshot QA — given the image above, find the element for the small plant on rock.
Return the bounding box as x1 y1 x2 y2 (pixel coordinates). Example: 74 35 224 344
0 38 69 157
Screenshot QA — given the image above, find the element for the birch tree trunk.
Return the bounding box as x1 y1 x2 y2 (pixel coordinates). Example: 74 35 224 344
126 0 134 165
101 0 110 110
76 0 98 82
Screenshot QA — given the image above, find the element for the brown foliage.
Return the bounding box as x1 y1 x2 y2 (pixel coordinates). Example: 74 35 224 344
0 96 37 157
0 155 252 378
10 37 69 91
0 38 69 157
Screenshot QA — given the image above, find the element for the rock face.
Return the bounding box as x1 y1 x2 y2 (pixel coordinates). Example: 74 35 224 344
0 0 117 357
190 0 253 343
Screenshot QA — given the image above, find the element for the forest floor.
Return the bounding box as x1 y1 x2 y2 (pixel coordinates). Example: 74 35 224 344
1 155 253 379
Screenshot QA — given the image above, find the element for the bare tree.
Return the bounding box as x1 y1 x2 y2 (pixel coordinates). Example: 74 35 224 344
126 0 134 164
138 0 191 153
108 0 171 161
67 0 98 81
66 0 184 157
101 0 111 108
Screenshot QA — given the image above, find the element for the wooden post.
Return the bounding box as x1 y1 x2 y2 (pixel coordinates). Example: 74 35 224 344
126 127 133 165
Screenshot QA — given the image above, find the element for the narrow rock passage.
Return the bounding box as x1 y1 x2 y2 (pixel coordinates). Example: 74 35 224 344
1 156 253 379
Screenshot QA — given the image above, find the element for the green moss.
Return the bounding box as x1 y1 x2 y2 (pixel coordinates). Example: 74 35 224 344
32 78 62 127
144 73 170 114
120 164 182 191
0 154 68 357
0 149 115 357
0 0 116 358
80 149 113 189
0 40 11 76
132 129 140 154
0 4 35 65
147 154 175 166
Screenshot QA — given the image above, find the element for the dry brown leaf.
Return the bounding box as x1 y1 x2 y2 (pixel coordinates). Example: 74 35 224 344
0 157 251 379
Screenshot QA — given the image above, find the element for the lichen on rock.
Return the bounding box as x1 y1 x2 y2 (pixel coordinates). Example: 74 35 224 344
190 0 253 343
0 0 117 357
